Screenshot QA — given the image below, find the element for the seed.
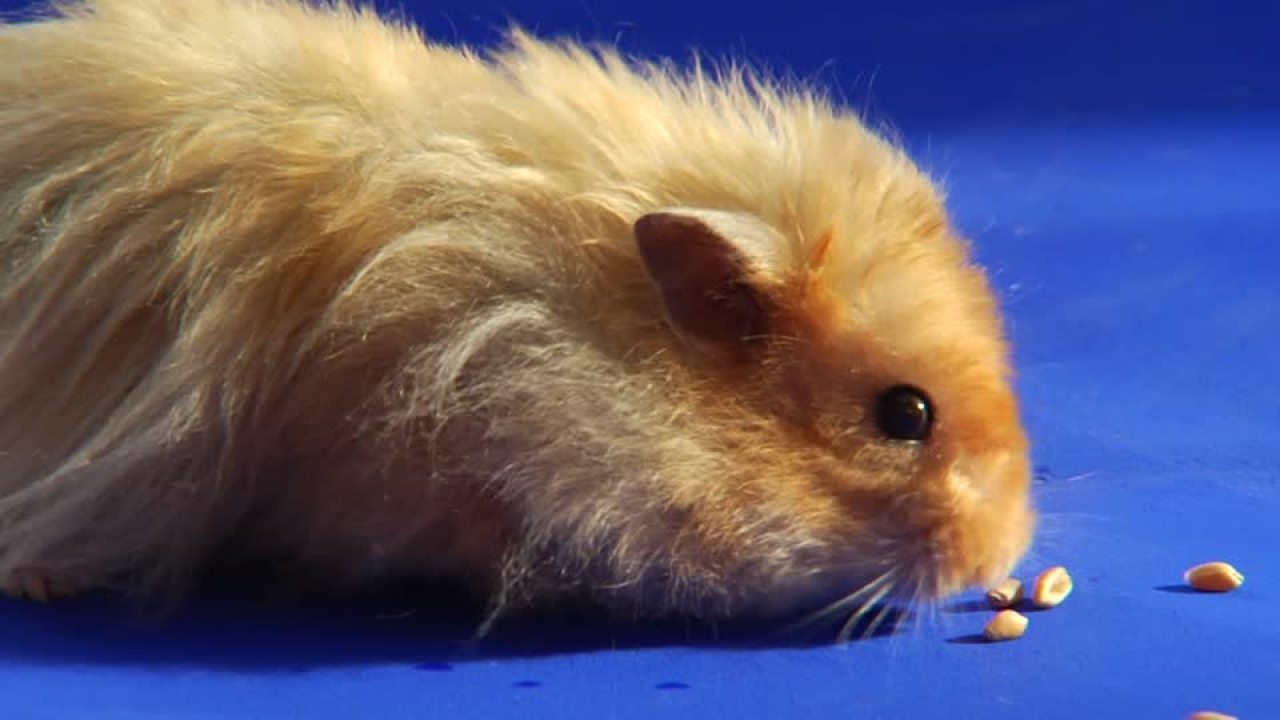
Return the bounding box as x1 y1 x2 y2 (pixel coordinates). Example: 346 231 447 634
1184 561 1244 592
1187 712 1237 720
982 609 1028 642
1031 566 1073 608
985 578 1024 609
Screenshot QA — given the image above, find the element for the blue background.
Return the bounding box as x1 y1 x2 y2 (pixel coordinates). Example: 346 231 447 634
2 0 1278 718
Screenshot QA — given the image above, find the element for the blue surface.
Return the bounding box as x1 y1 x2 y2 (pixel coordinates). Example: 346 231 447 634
2 1 1278 718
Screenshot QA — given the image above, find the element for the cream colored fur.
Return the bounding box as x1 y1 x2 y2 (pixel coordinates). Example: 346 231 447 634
0 0 1033 622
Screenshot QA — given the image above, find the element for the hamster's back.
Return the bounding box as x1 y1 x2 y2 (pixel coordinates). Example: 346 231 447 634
0 0 568 598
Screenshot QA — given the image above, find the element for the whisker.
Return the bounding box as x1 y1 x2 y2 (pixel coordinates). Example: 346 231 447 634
1031 469 1103 498
904 572 927 632
773 568 894 640
858 592 902 644
835 580 895 644
1035 510 1112 528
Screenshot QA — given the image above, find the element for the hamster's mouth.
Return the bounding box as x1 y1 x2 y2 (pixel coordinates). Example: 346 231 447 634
754 549 1005 643
776 508 1035 636
907 511 1037 604
764 551 1021 642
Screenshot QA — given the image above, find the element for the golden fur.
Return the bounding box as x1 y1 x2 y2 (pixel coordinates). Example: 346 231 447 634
0 0 1034 623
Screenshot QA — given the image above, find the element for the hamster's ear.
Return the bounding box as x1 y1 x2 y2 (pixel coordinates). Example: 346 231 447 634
633 209 782 361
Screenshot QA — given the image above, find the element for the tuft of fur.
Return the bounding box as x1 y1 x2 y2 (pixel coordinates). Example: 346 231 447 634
0 0 1034 623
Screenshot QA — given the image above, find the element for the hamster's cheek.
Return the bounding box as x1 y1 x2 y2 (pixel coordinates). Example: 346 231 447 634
721 469 912 616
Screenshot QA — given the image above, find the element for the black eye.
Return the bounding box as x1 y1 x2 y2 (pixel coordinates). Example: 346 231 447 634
875 385 934 442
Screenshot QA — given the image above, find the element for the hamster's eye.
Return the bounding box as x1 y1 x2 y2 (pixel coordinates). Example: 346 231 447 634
875 385 934 442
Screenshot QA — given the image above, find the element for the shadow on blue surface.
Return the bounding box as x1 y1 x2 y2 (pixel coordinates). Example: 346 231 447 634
0 583 908 671
0 457 1075 676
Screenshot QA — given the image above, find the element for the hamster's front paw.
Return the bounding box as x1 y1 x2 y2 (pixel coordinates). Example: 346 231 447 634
3 566 81 603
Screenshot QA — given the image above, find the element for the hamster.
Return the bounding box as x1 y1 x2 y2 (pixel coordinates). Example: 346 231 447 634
0 0 1035 628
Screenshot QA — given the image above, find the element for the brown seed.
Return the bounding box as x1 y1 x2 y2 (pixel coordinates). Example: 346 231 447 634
1187 712 1237 720
982 609 1028 642
1184 562 1245 593
985 578 1025 609
1031 566 1073 608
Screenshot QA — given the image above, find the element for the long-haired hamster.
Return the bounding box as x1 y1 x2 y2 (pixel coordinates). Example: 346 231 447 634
0 0 1035 629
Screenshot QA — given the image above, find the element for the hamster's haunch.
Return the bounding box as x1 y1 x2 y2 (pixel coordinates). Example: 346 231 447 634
0 0 1035 625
